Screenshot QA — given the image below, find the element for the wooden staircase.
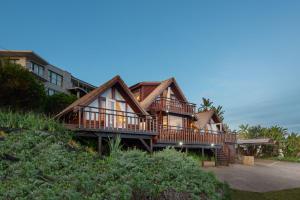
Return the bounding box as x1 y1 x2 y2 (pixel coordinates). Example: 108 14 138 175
216 146 230 166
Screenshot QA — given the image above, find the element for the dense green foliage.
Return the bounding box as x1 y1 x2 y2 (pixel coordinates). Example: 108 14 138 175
230 188 300 200
0 59 46 111
0 110 65 132
238 124 300 160
0 111 230 200
44 93 77 115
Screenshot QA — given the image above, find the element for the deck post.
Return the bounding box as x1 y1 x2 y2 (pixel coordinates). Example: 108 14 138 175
150 139 153 153
98 136 102 156
202 148 204 157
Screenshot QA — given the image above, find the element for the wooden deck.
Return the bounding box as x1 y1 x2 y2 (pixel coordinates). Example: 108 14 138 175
149 97 196 116
155 126 236 146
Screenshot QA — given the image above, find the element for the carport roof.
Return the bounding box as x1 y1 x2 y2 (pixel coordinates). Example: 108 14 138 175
237 138 274 145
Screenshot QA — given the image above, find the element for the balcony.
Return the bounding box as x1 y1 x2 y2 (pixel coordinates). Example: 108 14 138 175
149 97 196 116
155 125 236 145
64 106 157 134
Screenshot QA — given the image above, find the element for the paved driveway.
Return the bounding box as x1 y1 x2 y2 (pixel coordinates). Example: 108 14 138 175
204 159 300 192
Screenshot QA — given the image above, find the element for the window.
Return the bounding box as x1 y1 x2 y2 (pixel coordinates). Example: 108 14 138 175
30 62 44 76
9 59 19 64
47 88 57 96
48 70 63 86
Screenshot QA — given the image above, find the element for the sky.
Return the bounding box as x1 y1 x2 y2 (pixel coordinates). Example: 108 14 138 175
1 0 300 132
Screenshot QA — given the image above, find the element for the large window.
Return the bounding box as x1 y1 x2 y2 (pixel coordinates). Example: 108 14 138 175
48 70 63 86
47 88 57 96
30 62 44 76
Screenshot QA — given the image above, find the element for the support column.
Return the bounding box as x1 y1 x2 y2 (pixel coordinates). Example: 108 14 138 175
150 139 153 153
202 148 204 157
98 136 102 156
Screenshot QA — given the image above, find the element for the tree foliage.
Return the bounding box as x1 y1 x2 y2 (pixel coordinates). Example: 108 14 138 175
44 93 77 115
0 59 46 111
238 124 300 158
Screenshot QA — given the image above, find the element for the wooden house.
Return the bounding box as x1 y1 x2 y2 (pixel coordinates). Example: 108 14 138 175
56 76 236 165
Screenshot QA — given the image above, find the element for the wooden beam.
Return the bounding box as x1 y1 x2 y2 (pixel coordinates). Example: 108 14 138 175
98 136 102 156
139 138 151 152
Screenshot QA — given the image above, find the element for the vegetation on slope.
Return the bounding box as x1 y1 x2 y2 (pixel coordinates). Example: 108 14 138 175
0 111 230 200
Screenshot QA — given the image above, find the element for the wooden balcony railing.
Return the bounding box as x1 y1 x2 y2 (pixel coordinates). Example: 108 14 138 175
150 97 196 115
156 125 236 145
66 106 157 133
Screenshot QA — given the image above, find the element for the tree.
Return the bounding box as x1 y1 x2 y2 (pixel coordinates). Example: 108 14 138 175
198 98 213 112
212 105 225 121
0 59 46 111
238 124 249 139
44 93 77 115
285 133 300 157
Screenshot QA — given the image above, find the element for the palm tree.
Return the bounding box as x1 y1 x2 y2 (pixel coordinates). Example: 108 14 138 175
212 105 225 122
238 124 249 139
198 98 213 112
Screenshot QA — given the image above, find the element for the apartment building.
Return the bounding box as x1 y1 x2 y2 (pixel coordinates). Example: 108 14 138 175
0 50 96 97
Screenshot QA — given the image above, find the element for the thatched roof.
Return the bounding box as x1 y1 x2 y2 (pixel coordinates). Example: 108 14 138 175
140 77 188 109
194 110 221 129
55 75 148 118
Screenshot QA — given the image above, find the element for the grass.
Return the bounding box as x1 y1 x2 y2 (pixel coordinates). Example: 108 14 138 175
231 188 300 200
0 111 230 200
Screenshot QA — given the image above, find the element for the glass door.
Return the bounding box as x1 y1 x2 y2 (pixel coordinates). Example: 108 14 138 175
106 99 116 128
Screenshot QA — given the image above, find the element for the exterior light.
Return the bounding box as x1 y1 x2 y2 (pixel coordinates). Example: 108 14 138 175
166 110 169 113
210 143 215 147
179 141 183 146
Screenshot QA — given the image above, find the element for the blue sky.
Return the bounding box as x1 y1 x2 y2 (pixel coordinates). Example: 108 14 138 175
1 0 300 132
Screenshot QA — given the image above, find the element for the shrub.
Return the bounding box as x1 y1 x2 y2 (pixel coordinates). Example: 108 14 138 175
0 59 46 111
0 110 65 132
0 112 230 200
44 93 77 116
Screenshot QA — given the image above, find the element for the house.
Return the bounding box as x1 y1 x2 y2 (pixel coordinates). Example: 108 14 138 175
56 75 236 165
55 76 157 153
0 50 96 97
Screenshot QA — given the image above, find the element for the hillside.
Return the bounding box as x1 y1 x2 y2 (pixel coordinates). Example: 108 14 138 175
0 111 229 200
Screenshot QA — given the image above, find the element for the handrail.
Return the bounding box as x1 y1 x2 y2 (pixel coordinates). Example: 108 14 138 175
150 98 196 115
156 97 196 106
72 107 157 133
157 125 237 144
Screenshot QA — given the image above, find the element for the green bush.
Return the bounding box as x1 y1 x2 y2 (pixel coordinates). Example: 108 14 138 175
0 59 46 111
0 112 230 200
44 93 77 116
0 110 65 132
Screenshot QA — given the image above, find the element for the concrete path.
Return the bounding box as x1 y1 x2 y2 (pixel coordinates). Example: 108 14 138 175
204 159 300 192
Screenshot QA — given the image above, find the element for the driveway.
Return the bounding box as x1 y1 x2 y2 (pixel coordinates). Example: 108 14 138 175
204 159 300 192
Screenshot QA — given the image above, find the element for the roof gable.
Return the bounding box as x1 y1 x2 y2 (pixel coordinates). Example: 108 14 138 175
195 110 222 129
140 77 188 109
55 75 148 118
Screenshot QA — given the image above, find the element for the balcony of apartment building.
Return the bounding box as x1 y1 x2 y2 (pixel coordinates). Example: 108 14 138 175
149 97 196 116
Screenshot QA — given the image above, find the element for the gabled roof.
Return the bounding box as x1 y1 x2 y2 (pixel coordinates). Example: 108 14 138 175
55 75 149 118
195 110 222 129
140 77 188 109
129 81 161 91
